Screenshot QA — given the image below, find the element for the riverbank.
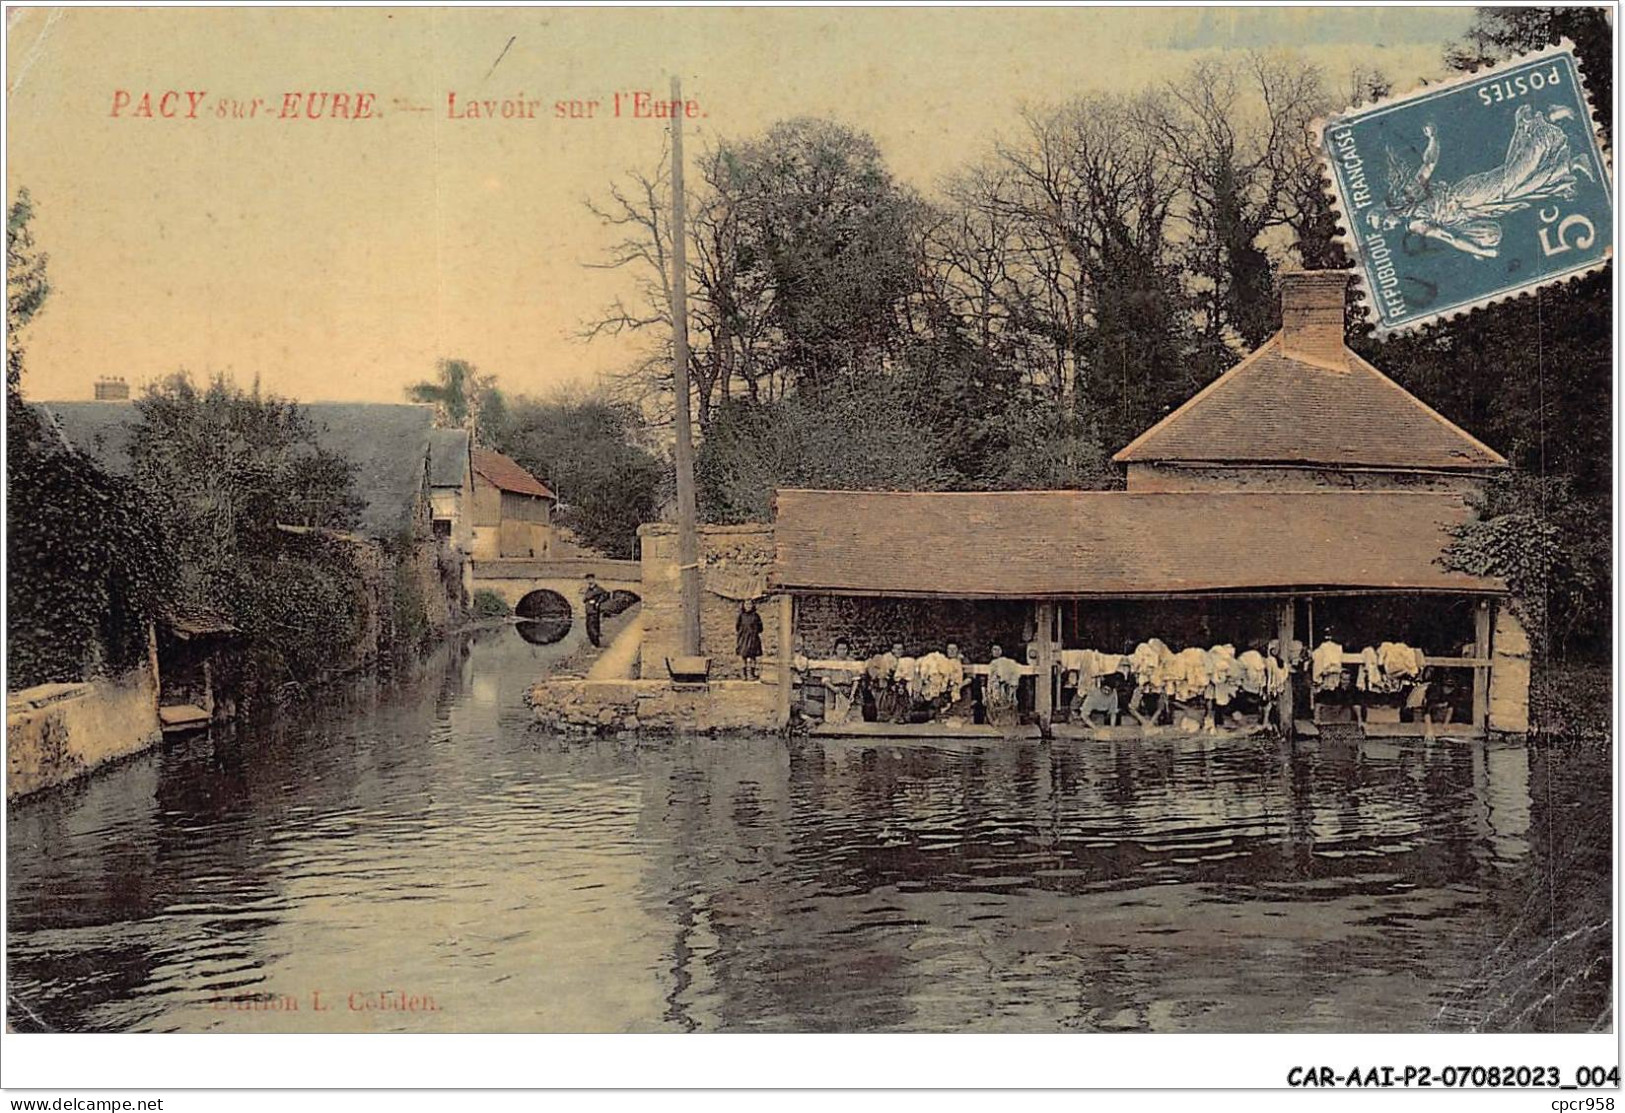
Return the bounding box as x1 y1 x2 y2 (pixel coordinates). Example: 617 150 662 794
6 660 162 799
1530 661 1612 742
1435 732 1613 1032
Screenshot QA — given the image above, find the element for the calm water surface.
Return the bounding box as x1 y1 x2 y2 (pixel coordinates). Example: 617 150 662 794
7 624 1611 1033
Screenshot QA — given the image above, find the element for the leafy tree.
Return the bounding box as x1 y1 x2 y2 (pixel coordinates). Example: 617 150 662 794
490 391 662 558
407 357 506 444
7 189 49 411
1443 472 1607 659
719 118 926 398
128 374 370 688
695 386 957 524
584 118 927 423
131 374 362 589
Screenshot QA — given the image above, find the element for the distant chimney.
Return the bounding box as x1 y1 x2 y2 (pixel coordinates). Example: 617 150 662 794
1278 270 1350 365
93 376 130 401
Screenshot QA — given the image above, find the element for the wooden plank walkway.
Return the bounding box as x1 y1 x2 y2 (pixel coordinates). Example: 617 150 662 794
806 719 1486 743
158 704 210 732
809 721 1024 740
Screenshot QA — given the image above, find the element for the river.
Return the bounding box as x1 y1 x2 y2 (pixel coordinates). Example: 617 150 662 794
6 622 1611 1033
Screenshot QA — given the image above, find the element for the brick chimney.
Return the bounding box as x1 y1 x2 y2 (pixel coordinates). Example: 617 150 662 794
93 376 130 401
1278 270 1350 365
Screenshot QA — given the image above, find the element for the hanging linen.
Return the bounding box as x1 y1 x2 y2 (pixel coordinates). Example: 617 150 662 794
1237 649 1268 696
1209 644 1242 705
1310 640 1346 691
1378 642 1424 682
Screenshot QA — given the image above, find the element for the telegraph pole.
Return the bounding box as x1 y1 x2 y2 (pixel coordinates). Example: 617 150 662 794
669 75 701 656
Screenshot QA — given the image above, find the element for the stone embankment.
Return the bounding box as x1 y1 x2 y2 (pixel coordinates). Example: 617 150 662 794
527 678 777 736
7 662 162 798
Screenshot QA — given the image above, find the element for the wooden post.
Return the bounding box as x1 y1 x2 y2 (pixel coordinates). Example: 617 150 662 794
1034 601 1056 729
776 593 794 728
1277 598 1296 737
669 75 701 657
1472 597 1492 730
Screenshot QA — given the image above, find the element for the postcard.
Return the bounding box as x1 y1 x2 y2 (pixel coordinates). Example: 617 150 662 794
4 4 1615 1097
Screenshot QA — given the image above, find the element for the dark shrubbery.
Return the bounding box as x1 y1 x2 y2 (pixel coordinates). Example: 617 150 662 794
6 427 172 688
489 394 661 558
1443 473 1609 661
472 589 512 620
223 551 368 695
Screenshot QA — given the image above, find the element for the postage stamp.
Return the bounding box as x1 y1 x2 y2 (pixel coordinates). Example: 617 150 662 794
1315 39 1612 335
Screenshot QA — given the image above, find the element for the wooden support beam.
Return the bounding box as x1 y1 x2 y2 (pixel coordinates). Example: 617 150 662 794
1335 651 1489 668
1472 598 1492 730
776 594 794 728
1034 601 1056 728
1277 599 1296 737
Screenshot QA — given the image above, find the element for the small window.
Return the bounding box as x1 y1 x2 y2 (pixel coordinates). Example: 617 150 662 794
433 519 452 538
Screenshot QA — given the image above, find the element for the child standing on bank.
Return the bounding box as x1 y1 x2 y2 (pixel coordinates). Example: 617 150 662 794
736 598 764 679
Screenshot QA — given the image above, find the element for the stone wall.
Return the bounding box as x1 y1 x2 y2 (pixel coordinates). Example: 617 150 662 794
795 596 1033 661
322 535 385 673
639 523 779 680
1488 601 1531 735
406 535 455 640
7 657 162 799
1125 462 1486 497
528 678 778 735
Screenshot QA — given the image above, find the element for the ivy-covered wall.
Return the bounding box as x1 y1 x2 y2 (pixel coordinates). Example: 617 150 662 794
6 423 170 690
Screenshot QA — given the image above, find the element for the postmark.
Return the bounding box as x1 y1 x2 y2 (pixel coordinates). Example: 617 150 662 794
1314 40 1611 335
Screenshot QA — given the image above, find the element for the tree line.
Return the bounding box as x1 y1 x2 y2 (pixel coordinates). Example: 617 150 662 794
576 7 1611 657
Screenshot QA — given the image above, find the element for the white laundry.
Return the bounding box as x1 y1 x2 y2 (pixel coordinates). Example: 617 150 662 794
1311 640 1345 691
1237 649 1268 696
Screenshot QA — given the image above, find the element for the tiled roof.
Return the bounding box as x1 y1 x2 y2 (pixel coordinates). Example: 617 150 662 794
300 403 435 537
472 447 556 500
1113 336 1507 469
40 401 436 539
771 488 1504 597
35 402 138 473
428 427 471 488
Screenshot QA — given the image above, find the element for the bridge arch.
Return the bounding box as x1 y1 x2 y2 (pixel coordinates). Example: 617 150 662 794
514 588 573 644
516 588 572 622
471 557 643 631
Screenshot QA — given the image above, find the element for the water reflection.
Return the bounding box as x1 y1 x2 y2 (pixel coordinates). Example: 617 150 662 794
515 618 569 646
5 627 1609 1033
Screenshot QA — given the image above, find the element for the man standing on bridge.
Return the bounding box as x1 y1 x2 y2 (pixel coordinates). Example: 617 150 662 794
583 573 610 647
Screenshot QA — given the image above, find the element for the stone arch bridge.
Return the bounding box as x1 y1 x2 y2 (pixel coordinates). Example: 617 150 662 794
471 558 643 626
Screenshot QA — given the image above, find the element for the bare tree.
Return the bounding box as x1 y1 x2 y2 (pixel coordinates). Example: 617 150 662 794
931 92 1183 430
1148 51 1327 357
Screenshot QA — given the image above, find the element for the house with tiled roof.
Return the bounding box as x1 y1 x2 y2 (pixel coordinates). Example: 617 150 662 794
34 399 462 724
755 271 1530 738
1115 270 1507 494
471 447 558 559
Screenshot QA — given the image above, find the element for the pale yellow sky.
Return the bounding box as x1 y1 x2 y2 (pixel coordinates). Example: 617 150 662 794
7 6 1473 404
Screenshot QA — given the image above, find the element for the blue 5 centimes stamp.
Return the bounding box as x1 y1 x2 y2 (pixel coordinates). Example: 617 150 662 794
1314 40 1611 335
